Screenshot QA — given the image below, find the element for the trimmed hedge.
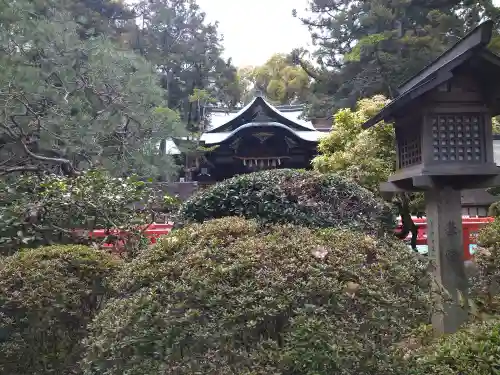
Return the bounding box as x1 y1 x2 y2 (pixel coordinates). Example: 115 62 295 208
0 245 120 375
401 319 500 375
178 169 394 235
82 217 430 375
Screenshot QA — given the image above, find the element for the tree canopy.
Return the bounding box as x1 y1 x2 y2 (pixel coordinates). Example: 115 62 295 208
294 0 500 118
238 53 311 105
0 0 184 178
129 0 243 121
0 0 243 180
312 95 394 192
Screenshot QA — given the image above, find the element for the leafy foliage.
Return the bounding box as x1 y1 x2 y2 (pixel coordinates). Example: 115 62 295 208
492 116 500 135
0 245 119 375
399 319 500 375
238 53 311 105
312 96 424 248
467 220 500 314
313 95 395 192
312 95 424 211
29 0 135 40
130 0 243 116
0 169 161 257
0 0 184 178
82 217 431 375
178 168 395 235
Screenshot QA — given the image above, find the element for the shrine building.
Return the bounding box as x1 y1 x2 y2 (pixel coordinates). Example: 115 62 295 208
164 94 500 216
186 93 329 184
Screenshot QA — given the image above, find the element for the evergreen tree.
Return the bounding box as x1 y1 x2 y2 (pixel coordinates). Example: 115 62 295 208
294 0 500 118
130 0 243 129
0 0 184 178
28 0 135 39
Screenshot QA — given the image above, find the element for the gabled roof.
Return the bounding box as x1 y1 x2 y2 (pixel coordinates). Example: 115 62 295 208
362 20 496 129
206 95 316 133
209 107 312 130
200 122 326 145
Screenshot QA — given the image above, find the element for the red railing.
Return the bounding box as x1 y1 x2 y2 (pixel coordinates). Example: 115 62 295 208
87 217 494 259
88 223 174 249
396 217 494 260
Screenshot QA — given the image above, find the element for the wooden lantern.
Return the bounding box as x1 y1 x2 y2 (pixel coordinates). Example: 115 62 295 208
362 20 500 335
363 20 500 191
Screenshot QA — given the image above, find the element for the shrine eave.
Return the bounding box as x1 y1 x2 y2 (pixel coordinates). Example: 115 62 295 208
206 95 315 133
362 20 495 129
200 122 326 145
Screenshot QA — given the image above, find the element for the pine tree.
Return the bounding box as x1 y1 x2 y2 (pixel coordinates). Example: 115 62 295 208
294 0 500 118
0 0 184 178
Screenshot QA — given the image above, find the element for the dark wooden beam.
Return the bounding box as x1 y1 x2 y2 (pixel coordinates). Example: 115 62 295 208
412 176 435 189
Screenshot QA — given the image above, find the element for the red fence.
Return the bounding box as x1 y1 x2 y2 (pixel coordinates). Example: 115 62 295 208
88 217 494 259
88 223 174 248
396 217 494 260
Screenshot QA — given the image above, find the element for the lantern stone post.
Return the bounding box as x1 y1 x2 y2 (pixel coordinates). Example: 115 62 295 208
361 20 500 335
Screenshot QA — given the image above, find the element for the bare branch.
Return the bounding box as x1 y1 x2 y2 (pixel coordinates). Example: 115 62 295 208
0 166 41 175
0 121 18 138
21 140 79 175
293 50 321 80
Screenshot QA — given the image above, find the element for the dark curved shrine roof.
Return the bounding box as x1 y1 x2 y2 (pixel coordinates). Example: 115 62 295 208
200 121 324 145
200 95 326 144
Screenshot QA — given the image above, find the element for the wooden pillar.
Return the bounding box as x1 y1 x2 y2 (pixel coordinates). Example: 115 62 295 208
425 186 469 334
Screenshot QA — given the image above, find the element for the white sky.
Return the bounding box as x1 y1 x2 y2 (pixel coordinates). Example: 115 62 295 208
196 0 312 67
197 0 500 68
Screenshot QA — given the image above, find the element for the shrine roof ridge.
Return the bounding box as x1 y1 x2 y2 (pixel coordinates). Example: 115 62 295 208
209 103 304 113
361 20 494 129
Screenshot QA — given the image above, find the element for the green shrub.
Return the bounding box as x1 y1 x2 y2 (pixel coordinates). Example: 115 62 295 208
400 319 500 375
178 169 394 235
468 219 500 314
0 245 120 375
0 169 163 257
82 217 430 375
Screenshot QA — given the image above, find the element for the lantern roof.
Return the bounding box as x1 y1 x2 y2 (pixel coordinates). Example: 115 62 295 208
362 20 497 129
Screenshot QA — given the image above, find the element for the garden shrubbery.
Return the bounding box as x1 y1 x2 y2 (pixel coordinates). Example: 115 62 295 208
0 169 176 258
384 220 500 375
466 219 500 314
82 217 430 375
1 167 498 374
399 319 500 375
178 169 394 235
0 245 120 375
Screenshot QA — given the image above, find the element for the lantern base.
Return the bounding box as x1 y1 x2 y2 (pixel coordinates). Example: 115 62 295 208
425 186 469 335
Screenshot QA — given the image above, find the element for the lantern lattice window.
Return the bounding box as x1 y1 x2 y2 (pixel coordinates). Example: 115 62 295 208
397 127 422 169
430 114 485 163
